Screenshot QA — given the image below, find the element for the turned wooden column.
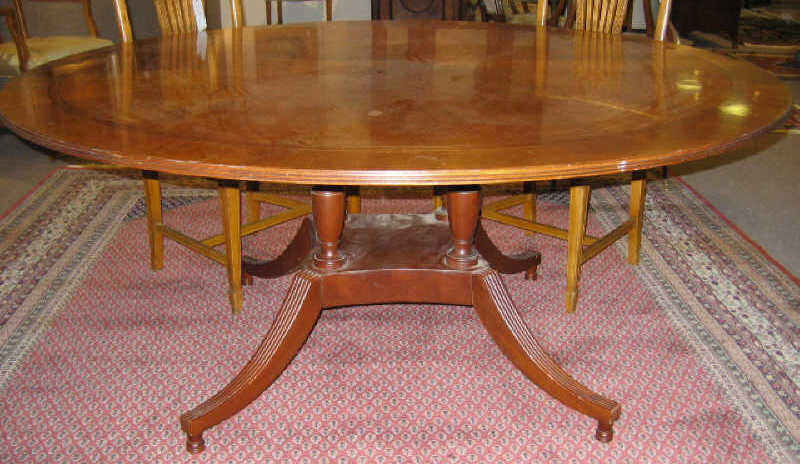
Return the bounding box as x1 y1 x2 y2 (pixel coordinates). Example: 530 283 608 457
444 187 480 269
311 187 346 270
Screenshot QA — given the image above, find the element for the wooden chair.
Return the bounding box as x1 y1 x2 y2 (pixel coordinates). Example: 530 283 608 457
259 0 365 215
492 0 681 40
488 0 549 25
0 0 113 77
479 0 676 312
113 0 312 314
265 0 333 25
488 0 629 30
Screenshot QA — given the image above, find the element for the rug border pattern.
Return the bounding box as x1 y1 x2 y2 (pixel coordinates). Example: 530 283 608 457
591 181 798 462
0 169 797 462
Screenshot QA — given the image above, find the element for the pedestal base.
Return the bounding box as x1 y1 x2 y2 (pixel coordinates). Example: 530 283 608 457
179 213 619 452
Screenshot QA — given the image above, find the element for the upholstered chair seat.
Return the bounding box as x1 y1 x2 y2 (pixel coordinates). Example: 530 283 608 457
0 35 112 75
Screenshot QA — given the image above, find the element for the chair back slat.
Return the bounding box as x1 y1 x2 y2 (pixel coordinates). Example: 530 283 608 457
601 0 617 32
598 0 609 31
653 0 673 42
113 0 133 42
572 0 629 34
150 0 209 34
10 0 29 39
114 0 246 41
574 0 584 31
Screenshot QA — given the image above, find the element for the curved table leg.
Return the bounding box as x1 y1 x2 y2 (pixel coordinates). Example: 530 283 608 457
475 223 541 280
180 269 322 453
243 218 315 279
472 269 620 442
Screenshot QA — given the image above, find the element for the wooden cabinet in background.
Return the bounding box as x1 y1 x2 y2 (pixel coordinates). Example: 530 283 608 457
671 0 742 45
372 0 462 20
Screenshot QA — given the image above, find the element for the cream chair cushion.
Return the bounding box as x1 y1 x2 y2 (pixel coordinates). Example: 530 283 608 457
0 36 112 76
507 13 539 25
502 0 541 25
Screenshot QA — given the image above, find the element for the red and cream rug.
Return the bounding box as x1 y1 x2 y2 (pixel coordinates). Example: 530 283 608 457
0 169 797 463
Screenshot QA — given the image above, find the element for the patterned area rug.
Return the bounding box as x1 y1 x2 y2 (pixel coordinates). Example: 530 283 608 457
739 9 800 46
724 51 800 79
776 103 800 134
0 169 797 463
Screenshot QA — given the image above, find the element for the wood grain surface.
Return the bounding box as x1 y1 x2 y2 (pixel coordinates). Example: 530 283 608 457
0 20 791 185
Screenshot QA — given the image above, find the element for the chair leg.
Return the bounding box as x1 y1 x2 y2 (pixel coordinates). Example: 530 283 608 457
566 184 590 313
433 194 444 210
432 186 447 216
523 181 537 234
245 181 261 223
346 187 361 214
218 181 243 314
628 172 647 265
143 171 164 271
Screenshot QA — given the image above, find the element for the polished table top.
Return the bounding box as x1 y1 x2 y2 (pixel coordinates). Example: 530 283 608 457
0 20 791 185
1 20 792 453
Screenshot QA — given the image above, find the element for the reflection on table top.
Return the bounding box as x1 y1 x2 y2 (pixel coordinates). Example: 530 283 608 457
0 20 791 185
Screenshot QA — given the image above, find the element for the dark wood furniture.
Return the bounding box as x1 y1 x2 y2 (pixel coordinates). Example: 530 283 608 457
372 0 463 20
480 0 676 313
0 20 790 454
114 0 312 314
671 0 742 46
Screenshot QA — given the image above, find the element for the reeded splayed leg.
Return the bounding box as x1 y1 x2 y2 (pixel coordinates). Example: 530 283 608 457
180 270 323 453
244 217 315 279
471 269 620 442
474 223 541 280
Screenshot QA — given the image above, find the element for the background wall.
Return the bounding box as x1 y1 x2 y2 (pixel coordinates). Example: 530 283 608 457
219 0 371 28
631 0 647 30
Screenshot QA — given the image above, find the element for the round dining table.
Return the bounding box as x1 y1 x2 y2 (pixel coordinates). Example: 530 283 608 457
0 20 791 454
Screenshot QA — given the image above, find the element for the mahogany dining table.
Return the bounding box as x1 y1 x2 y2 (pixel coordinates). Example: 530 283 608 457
0 20 791 453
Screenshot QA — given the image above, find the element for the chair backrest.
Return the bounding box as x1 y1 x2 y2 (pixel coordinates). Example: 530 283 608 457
492 0 548 26
9 0 100 39
152 0 209 34
540 0 674 40
114 0 246 43
572 0 629 34
0 0 108 74
266 0 332 25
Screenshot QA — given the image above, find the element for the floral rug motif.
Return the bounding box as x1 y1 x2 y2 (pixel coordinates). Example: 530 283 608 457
0 169 797 463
